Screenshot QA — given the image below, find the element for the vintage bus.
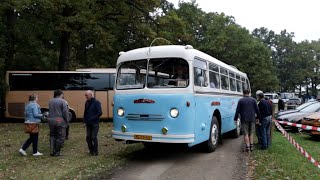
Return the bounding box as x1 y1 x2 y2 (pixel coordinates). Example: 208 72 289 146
4 68 115 121
112 45 250 152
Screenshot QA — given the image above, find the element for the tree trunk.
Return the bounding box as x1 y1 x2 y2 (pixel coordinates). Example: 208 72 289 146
58 31 71 70
58 6 72 70
5 8 17 71
76 32 88 67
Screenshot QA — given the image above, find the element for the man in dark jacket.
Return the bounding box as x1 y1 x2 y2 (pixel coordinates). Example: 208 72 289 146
257 93 273 149
278 97 285 111
48 89 69 156
84 90 102 156
234 89 260 152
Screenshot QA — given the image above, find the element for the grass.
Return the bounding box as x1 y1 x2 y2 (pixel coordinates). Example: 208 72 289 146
0 122 143 180
252 127 320 179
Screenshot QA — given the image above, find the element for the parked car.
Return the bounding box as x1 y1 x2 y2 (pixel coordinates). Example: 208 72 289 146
276 102 320 132
264 93 279 104
286 98 302 110
275 101 318 118
279 92 295 103
301 112 320 137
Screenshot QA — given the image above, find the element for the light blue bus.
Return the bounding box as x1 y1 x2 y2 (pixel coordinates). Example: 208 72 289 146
112 45 250 152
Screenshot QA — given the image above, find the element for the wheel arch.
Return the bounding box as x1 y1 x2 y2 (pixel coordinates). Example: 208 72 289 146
213 109 222 133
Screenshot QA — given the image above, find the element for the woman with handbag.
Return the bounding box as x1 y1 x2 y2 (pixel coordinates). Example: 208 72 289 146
19 94 43 156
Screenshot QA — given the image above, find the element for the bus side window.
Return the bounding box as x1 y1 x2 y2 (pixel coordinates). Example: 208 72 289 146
209 71 220 89
236 75 242 92
220 68 229 90
194 67 208 87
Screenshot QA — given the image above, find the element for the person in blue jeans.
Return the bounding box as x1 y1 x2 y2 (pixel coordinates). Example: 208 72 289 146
19 94 43 156
257 93 273 149
83 90 102 156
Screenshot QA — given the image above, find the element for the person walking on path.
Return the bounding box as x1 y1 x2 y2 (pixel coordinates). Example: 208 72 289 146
257 92 273 149
83 90 102 156
48 89 69 156
234 89 260 152
19 94 43 156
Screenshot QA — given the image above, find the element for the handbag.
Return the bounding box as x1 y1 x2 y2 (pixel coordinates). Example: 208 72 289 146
24 123 39 134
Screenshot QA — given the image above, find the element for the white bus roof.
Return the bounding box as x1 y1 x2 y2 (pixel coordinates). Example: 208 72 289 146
76 68 116 73
7 68 116 74
117 45 247 77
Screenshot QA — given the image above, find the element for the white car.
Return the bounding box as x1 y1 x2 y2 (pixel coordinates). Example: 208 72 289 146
264 93 279 104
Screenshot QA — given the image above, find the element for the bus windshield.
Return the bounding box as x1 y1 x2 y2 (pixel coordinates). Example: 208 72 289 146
116 58 189 89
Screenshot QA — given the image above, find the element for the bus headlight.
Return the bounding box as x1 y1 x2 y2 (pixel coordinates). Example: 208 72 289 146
170 108 179 118
117 108 125 117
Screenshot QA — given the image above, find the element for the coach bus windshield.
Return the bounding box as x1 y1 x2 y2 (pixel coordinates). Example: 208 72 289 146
116 58 189 89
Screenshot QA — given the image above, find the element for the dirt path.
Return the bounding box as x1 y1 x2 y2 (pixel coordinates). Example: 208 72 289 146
108 136 249 180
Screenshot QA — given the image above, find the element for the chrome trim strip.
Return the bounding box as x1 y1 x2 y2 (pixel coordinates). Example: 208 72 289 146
112 130 195 138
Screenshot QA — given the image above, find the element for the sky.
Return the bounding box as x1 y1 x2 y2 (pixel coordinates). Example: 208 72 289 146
169 0 320 42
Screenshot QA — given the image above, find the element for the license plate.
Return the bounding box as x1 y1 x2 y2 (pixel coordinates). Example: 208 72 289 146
134 135 152 140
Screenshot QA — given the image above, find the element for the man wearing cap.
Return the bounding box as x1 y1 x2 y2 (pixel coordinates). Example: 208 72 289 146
234 89 260 152
255 90 263 146
257 92 273 149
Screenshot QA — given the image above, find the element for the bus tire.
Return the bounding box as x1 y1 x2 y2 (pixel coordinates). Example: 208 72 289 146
68 110 76 122
232 118 241 138
205 116 220 153
40 108 49 122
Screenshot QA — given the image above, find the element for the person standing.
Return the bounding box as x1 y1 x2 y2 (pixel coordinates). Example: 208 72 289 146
84 90 102 156
234 89 260 152
257 92 273 149
48 89 69 156
278 97 285 111
255 90 263 146
19 94 43 156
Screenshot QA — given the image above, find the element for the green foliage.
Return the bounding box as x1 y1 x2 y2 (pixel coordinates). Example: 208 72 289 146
3 0 320 96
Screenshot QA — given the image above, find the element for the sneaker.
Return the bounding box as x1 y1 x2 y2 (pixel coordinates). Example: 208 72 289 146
33 152 43 156
19 148 27 156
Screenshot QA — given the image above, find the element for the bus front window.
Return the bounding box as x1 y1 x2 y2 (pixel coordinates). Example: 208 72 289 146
116 60 147 89
148 58 189 88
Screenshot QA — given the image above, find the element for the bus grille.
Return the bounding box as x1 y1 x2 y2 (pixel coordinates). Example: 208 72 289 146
8 103 25 117
126 114 164 121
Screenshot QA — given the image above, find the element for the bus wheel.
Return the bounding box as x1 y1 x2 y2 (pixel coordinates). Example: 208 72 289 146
40 109 49 122
232 118 241 138
68 110 76 122
205 116 220 153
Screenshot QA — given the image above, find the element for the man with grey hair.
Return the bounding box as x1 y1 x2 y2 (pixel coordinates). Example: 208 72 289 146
83 90 102 156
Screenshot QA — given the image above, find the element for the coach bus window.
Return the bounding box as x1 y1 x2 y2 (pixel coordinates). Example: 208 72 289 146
9 73 33 90
82 73 111 90
220 68 229 90
60 73 83 90
194 59 208 87
148 58 188 88
229 72 236 91
236 75 242 92
116 60 147 89
110 74 116 89
209 63 220 89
